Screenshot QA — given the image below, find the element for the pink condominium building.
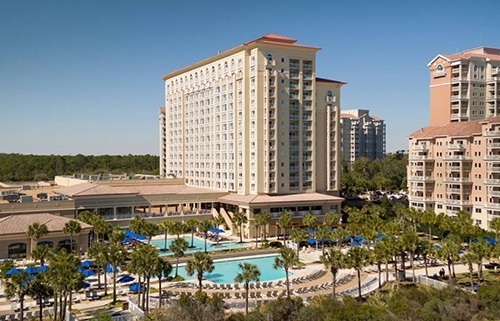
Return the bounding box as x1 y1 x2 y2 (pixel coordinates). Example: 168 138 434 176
408 117 500 230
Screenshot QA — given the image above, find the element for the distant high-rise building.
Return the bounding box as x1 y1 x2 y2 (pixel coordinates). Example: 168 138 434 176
160 34 345 196
340 109 385 162
428 47 500 126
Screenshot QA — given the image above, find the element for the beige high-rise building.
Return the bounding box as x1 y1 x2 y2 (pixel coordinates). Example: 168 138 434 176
408 117 500 230
160 34 344 196
340 109 386 163
428 47 500 126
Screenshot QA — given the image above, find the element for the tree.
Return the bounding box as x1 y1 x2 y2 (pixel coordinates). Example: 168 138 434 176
470 240 493 284
170 237 189 277
133 244 159 312
315 225 330 255
108 244 127 304
278 211 292 243
233 211 248 243
159 221 174 251
31 244 51 267
490 217 500 241
274 247 299 298
153 258 172 308
4 271 30 321
320 248 345 298
401 231 419 282
109 226 125 245
259 210 271 241
128 248 146 310
185 219 199 248
27 275 53 321
63 220 82 254
461 252 477 290
373 239 392 287
436 235 461 280
170 221 185 239
199 220 212 253
234 262 260 315
346 247 372 298
290 228 308 260
26 222 48 257
142 222 160 245
303 212 317 231
416 239 434 278
88 242 109 292
129 215 147 236
92 216 112 242
324 211 341 228
77 210 97 225
186 252 215 293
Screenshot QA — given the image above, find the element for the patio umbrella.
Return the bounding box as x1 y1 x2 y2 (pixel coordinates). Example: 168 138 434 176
82 269 95 278
122 236 132 243
36 265 49 273
106 263 119 273
210 228 225 234
129 282 144 293
5 268 22 276
80 260 94 268
117 275 135 283
82 282 91 289
25 266 38 274
307 237 316 245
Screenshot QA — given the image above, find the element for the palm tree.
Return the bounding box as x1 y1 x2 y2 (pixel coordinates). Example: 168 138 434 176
88 242 109 293
490 217 500 242
159 221 174 251
290 228 307 260
128 248 146 310
109 226 125 245
63 220 82 254
470 239 493 284
153 258 172 308
401 231 419 282
278 211 292 243
142 222 160 245
234 262 260 315
324 211 341 228
259 210 271 241
170 237 189 277
135 244 159 312
185 252 215 292
252 216 263 248
320 248 345 298
273 247 299 297
416 239 434 278
108 244 127 304
129 215 146 236
233 211 248 243
303 212 317 232
199 220 212 253
461 252 477 290
4 271 30 321
170 221 185 239
26 222 48 257
315 225 330 255
31 244 51 266
185 219 199 248
373 240 391 287
346 246 372 298
436 235 461 280
213 215 226 245
27 275 52 321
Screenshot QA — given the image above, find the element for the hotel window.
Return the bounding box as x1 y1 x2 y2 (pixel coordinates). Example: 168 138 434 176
266 53 274 64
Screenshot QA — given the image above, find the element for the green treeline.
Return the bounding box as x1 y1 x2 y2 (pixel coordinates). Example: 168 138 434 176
0 153 159 182
341 153 408 196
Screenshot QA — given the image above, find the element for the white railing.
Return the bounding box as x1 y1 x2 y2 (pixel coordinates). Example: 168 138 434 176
445 199 470 206
443 177 471 183
485 155 500 161
408 176 434 181
485 179 500 185
417 275 448 289
484 131 500 137
443 155 471 161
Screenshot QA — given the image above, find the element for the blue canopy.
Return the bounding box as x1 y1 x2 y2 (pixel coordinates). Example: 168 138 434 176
106 263 118 273
129 282 144 293
434 244 441 249
82 269 95 277
124 230 147 241
25 266 38 274
5 268 22 276
307 237 316 245
122 236 132 243
80 260 94 268
37 265 49 273
209 228 224 234
117 275 135 283
307 228 315 234
483 237 496 245
82 282 91 289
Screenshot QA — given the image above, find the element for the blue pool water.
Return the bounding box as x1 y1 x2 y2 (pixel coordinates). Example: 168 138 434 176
150 236 245 256
174 255 287 284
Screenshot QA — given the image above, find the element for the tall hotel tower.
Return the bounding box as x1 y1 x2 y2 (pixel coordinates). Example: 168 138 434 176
160 34 345 198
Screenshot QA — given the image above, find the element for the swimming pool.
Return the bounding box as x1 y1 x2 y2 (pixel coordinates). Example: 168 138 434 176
150 236 246 256
174 255 287 284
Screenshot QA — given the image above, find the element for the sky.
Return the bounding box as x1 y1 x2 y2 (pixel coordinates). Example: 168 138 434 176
1 0 499 156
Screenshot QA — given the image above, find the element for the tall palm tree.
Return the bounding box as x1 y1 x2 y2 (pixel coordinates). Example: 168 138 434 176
199 220 212 253
233 211 248 243
4 271 30 321
346 246 372 298
469 239 493 284
135 244 159 312
315 225 330 255
88 242 109 293
153 258 172 308
185 219 199 248
436 235 461 280
290 228 307 260
63 220 82 254
259 210 271 241
234 262 260 315
128 248 146 310
273 247 299 297
401 230 419 282
170 221 185 239
142 222 159 245
109 226 125 245
213 215 226 245
252 216 263 248
159 221 174 251
461 252 477 290
31 244 51 266
108 244 127 304
320 248 345 298
417 238 434 278
324 211 341 228
185 252 215 292
490 217 500 242
170 237 189 277
27 275 53 321
303 212 317 232
92 216 112 242
129 215 147 236
26 222 48 257
278 211 292 242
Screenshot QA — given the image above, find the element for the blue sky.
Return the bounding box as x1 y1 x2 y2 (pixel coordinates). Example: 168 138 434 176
1 0 499 155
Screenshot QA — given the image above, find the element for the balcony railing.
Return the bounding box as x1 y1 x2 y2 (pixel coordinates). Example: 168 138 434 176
409 155 433 161
487 167 500 173
484 155 500 161
484 131 500 137
446 166 469 171
487 143 500 148
412 145 428 151
443 155 471 161
450 113 468 119
488 190 500 197
448 143 465 150
445 199 471 206
411 186 425 191
443 177 472 183
447 188 464 194
485 178 500 185
409 196 434 202
486 203 500 209
408 176 434 182
452 77 468 82
451 95 469 100
412 165 424 170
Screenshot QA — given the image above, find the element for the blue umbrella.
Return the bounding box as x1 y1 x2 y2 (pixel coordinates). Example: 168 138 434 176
37 265 49 273
25 266 38 274
106 263 119 273
210 228 224 234
80 260 94 268
117 275 135 283
307 237 316 245
82 269 95 277
122 236 132 243
82 282 91 289
129 282 144 293
5 268 22 276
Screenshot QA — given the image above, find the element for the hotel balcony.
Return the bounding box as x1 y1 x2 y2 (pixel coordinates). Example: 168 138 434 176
486 203 500 210
451 95 469 101
410 185 425 191
493 67 499 75
412 145 428 151
446 165 470 172
443 155 472 162
408 175 435 182
488 190 500 197
487 142 500 149
487 166 500 173
484 155 500 162
450 113 469 120
409 155 434 161
447 188 471 194
443 177 472 184
411 165 424 170
448 143 466 150
408 195 435 203
485 178 500 185
486 95 500 102
444 199 471 206
451 77 468 83
446 209 459 216
484 131 500 137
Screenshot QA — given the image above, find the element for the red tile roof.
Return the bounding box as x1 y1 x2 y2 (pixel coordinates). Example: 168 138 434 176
316 77 347 84
245 33 320 50
409 121 482 139
0 213 92 236
443 47 500 61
